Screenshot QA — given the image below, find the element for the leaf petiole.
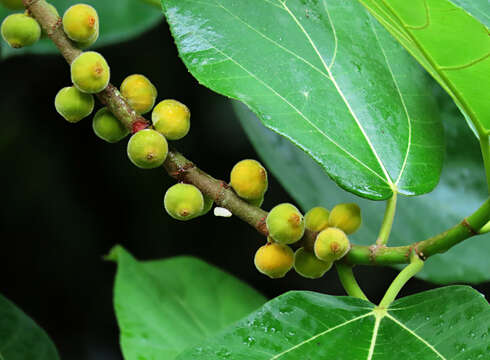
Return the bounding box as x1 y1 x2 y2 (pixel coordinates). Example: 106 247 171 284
335 263 368 301
479 134 490 194
376 190 397 246
378 252 424 309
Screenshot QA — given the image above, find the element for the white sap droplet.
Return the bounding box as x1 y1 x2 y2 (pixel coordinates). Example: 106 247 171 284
214 207 232 217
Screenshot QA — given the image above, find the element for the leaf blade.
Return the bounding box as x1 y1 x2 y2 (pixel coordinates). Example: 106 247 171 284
162 0 444 199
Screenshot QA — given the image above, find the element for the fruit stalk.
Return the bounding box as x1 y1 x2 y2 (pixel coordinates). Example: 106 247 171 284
24 0 490 266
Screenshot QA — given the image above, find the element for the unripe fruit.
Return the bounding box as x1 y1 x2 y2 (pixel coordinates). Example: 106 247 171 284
63 4 98 43
1 14 41 48
294 247 332 279
75 28 98 49
230 159 268 200
328 203 362 235
305 206 330 232
120 74 157 115
0 0 24 10
152 99 190 140
71 51 110 94
266 203 305 244
92 107 129 143
254 242 294 279
314 227 350 262
199 194 214 217
127 129 168 169
164 183 204 221
54 86 94 123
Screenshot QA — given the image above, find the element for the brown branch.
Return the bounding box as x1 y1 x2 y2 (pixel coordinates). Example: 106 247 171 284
24 0 490 267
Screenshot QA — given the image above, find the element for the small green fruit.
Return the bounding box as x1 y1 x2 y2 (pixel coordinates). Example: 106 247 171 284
121 74 157 115
294 247 332 279
152 99 190 140
164 183 204 221
199 194 214 217
328 203 362 235
71 51 110 94
254 241 294 279
230 159 268 200
54 86 94 123
127 129 168 169
1 13 41 48
266 203 305 244
63 4 98 43
247 196 264 208
92 107 129 143
0 0 24 10
305 206 330 232
314 227 350 262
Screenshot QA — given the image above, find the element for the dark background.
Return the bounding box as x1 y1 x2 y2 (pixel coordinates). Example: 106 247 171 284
1 21 489 360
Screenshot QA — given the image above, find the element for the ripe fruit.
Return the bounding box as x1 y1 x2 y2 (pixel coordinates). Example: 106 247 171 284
120 74 157 115
92 107 129 143
1 13 41 48
266 203 305 244
127 129 168 169
294 247 332 279
62 4 98 43
328 203 362 235
0 0 24 10
314 227 350 262
230 159 268 200
305 206 330 232
71 51 110 94
152 99 190 140
164 183 204 221
54 86 94 123
254 241 294 279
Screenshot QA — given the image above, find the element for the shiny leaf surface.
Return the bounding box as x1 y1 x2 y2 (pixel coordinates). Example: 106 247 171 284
162 0 444 200
178 286 489 360
108 246 266 360
234 93 490 284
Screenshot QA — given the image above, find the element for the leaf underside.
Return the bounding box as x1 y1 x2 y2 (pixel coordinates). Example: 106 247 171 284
108 246 266 360
177 286 490 360
162 0 444 200
358 0 490 135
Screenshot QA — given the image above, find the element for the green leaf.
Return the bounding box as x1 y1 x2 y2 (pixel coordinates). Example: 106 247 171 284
358 0 490 136
0 0 162 59
448 0 490 27
233 96 490 284
0 293 60 360
177 286 490 359
108 246 266 360
162 0 444 200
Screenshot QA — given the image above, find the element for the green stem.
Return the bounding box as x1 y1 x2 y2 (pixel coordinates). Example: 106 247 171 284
336 263 368 301
376 191 397 245
480 134 490 194
378 253 424 308
479 220 490 234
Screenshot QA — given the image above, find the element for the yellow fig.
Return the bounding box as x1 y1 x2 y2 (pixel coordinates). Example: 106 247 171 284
62 4 98 43
254 241 294 279
304 206 330 232
120 74 157 115
152 99 190 140
71 51 110 94
314 227 350 262
328 203 362 235
230 159 268 200
127 129 168 169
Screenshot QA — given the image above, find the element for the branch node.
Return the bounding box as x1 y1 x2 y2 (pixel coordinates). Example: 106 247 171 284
461 218 478 236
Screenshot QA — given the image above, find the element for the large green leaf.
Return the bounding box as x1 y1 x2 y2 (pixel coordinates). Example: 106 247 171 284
108 246 266 360
449 0 490 27
162 0 444 200
233 96 490 284
0 0 162 59
358 0 490 135
0 293 60 360
177 286 490 359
